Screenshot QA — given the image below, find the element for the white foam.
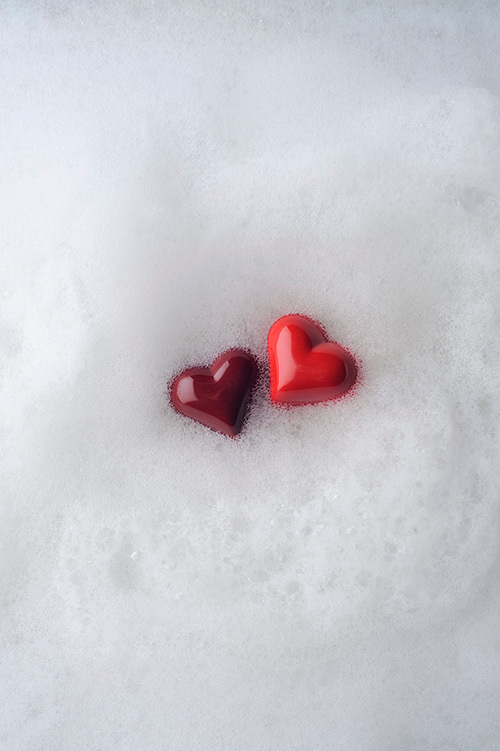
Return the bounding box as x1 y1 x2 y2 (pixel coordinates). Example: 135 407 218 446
1 3 500 749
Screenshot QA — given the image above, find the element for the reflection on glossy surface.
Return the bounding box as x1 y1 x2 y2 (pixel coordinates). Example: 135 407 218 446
268 314 357 404
170 349 257 437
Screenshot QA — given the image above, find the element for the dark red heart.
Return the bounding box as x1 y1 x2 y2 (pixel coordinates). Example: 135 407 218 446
170 349 257 437
268 314 357 405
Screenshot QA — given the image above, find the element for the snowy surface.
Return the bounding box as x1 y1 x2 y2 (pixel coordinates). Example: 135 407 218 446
1 2 500 749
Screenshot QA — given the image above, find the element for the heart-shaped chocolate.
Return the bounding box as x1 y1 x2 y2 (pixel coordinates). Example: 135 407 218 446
268 314 357 404
170 349 257 437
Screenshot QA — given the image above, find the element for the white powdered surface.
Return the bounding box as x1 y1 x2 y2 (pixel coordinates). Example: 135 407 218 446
1 2 500 749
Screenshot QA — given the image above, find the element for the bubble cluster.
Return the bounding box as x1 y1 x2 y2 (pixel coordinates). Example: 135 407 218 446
1 2 500 749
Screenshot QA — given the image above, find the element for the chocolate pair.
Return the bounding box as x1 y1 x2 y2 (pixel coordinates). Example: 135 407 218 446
170 314 357 437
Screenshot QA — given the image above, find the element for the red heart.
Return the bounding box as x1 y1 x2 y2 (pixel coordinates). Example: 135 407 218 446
170 349 257 437
268 314 357 405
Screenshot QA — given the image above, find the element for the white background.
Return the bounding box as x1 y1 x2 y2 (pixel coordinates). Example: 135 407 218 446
1 2 500 749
